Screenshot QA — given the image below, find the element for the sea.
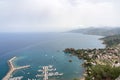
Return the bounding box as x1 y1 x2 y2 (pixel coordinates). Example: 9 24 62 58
0 32 105 80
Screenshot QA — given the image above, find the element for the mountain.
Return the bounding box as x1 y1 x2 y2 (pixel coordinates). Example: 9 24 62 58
69 27 120 36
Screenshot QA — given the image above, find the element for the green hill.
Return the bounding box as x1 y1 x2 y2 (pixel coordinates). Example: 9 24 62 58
101 34 120 47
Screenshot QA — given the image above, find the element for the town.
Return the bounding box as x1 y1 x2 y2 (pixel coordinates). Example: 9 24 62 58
64 45 120 80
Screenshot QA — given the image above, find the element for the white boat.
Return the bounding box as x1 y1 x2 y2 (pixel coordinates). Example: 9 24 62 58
38 69 43 72
36 74 44 77
48 65 53 68
48 68 56 71
9 76 23 80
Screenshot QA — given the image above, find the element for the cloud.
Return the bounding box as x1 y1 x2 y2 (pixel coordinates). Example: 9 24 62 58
0 0 120 32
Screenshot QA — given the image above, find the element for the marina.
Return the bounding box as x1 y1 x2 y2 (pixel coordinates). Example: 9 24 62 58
36 65 63 80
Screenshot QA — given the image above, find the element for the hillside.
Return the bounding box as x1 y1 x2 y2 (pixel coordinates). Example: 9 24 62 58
101 34 120 47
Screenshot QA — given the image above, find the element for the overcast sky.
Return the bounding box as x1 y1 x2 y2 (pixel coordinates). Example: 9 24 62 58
0 0 120 32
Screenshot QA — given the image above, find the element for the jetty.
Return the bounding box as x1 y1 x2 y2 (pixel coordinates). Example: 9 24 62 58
2 57 30 80
36 65 63 80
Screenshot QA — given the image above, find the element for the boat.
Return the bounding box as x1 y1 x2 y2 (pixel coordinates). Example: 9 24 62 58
9 76 23 80
36 74 44 77
38 69 43 72
48 65 53 68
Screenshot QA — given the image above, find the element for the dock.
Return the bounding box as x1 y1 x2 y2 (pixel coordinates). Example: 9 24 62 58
2 57 30 80
43 66 48 80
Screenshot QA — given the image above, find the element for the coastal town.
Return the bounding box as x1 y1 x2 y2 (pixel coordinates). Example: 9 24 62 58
64 44 120 80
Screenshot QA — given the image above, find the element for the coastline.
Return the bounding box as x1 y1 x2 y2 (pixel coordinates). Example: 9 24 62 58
99 37 107 48
80 35 106 80
0 33 110 80
2 57 30 80
64 37 120 80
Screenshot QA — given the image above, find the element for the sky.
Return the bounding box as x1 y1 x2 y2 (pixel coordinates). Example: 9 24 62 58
0 0 120 32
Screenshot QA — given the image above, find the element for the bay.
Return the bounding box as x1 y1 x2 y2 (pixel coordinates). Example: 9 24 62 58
0 32 105 80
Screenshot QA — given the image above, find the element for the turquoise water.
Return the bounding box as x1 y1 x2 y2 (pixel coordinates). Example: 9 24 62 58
0 33 105 80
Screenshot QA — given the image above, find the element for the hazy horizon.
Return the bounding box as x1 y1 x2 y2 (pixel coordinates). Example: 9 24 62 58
0 0 120 32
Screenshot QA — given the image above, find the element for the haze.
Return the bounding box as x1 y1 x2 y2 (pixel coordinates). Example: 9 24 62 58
0 0 120 32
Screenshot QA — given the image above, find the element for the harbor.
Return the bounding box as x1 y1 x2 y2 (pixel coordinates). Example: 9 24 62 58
2 57 30 80
2 57 63 80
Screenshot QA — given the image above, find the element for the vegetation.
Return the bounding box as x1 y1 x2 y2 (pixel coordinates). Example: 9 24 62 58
85 65 120 80
101 34 120 47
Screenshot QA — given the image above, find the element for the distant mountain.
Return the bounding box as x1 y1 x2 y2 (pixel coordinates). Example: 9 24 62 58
69 27 120 36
